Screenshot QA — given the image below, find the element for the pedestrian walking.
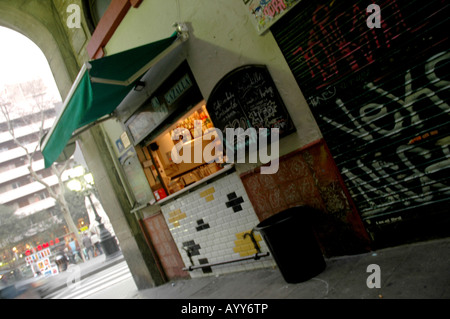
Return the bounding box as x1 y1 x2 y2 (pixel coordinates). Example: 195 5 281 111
68 237 83 263
82 232 95 260
91 231 103 256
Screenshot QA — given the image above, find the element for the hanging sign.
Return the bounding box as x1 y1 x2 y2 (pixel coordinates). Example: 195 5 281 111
243 0 301 35
164 74 193 105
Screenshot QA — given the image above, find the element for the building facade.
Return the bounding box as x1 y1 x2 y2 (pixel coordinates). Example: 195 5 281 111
69 0 371 285
2 0 448 290
0 81 65 247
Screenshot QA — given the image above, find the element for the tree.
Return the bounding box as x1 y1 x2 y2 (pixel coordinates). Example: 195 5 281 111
0 204 64 265
0 205 25 251
0 79 85 261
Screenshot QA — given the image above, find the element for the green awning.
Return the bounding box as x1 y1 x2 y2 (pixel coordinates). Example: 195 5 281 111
41 32 182 168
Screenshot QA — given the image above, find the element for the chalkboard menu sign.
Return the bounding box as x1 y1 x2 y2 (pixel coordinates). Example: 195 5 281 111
207 64 295 150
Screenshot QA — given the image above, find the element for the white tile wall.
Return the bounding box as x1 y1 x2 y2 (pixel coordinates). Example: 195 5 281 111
160 172 276 278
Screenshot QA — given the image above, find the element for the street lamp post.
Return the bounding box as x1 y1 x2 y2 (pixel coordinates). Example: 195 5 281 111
67 166 120 259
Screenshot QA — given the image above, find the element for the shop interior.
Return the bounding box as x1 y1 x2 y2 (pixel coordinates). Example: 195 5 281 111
136 100 225 200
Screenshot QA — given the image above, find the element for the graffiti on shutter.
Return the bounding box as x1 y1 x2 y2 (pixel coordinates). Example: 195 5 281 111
272 0 450 220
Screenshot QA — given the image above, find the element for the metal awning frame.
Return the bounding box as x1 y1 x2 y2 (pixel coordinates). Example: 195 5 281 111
40 23 189 154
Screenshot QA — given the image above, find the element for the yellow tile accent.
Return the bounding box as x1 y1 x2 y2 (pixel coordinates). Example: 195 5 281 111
233 230 263 257
233 243 254 253
234 239 245 246
235 231 246 240
205 194 215 202
235 231 262 242
200 187 215 198
167 209 186 227
169 209 181 218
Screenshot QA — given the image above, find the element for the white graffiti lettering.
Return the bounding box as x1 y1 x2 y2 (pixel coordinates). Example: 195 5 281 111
323 51 450 215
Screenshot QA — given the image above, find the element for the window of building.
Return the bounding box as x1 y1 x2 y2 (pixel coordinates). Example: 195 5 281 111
11 181 21 189
14 157 26 168
0 162 15 173
18 197 30 208
38 192 48 200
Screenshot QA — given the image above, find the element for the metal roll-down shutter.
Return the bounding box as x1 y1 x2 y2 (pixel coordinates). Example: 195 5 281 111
272 0 450 242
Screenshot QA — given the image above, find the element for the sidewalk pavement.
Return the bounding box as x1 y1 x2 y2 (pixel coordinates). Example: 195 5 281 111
136 237 450 299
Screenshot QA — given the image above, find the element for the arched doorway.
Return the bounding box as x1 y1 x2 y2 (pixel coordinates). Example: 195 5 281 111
0 0 80 99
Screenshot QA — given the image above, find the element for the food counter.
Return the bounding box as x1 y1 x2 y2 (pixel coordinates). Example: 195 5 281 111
135 101 225 202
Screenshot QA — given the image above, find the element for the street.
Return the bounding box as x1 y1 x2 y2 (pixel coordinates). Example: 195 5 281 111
44 260 138 299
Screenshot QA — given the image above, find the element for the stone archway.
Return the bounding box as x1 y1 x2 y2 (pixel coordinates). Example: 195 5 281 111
0 1 168 290
0 0 80 98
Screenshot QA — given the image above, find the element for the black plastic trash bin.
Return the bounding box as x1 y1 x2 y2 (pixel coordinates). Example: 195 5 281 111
254 206 326 283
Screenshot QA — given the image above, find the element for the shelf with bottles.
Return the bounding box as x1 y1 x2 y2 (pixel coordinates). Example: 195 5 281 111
170 104 215 142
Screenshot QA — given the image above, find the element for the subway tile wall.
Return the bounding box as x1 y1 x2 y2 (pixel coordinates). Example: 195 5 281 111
160 172 276 278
